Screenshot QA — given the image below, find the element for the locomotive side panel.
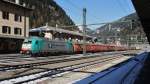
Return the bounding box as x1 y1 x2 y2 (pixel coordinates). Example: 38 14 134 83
35 38 73 54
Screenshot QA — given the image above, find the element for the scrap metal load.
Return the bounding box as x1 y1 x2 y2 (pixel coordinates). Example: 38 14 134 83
20 36 128 56
73 43 127 53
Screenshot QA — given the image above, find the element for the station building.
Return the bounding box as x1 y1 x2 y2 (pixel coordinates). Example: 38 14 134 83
0 0 32 53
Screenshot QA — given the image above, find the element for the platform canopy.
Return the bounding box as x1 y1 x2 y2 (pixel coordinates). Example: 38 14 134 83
30 26 92 38
132 0 150 44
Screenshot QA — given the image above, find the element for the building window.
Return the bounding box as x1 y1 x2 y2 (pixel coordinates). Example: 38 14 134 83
14 14 22 22
14 28 22 35
2 26 11 34
2 11 9 20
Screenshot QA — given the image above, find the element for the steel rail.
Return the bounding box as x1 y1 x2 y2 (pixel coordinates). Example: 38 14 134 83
0 55 122 84
0 52 128 72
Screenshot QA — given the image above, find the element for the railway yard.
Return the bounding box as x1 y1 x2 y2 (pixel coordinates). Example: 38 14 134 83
0 0 150 84
0 50 141 84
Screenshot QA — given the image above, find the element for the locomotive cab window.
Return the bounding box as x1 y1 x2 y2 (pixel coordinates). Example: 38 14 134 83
24 40 32 44
25 41 32 44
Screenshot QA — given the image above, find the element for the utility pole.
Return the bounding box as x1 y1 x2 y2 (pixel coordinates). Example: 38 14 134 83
108 24 111 44
83 8 87 56
129 20 133 47
108 23 111 31
127 20 133 47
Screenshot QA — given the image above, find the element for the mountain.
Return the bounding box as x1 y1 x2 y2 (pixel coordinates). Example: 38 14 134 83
85 28 95 36
94 13 146 44
8 0 79 31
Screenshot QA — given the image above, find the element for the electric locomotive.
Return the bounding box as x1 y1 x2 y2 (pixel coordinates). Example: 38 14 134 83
20 36 73 56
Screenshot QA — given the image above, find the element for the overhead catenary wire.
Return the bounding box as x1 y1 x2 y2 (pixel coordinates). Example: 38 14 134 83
113 0 129 14
57 0 134 28
65 0 103 24
54 0 82 25
58 20 133 28
125 0 135 12
54 0 135 29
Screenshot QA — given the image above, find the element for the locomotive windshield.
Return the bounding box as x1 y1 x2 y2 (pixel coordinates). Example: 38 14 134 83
23 39 32 44
22 39 32 50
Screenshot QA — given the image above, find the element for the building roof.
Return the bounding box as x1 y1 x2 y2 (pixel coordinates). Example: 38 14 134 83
30 26 93 38
0 0 32 11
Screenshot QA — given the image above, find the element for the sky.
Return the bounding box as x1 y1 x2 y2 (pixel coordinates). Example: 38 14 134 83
54 0 135 30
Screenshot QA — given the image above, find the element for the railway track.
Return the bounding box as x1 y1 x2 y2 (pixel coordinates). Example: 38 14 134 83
0 50 137 62
0 50 139 83
0 51 131 72
0 55 123 84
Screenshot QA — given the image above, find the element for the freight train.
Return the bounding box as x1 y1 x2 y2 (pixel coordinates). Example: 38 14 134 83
20 36 128 56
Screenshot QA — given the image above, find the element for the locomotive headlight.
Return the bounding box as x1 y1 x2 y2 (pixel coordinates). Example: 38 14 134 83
22 44 31 49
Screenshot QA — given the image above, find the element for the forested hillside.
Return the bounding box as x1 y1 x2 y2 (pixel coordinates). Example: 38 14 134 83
8 0 78 31
93 13 147 44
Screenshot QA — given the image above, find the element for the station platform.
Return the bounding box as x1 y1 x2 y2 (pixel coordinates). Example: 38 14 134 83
38 51 148 84
38 54 133 84
134 52 150 84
